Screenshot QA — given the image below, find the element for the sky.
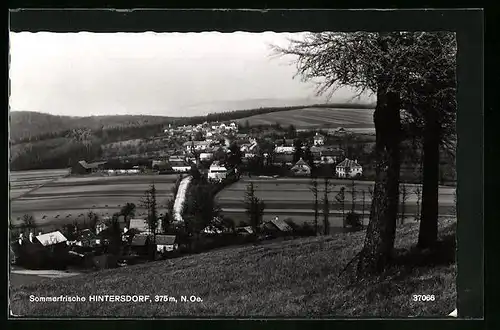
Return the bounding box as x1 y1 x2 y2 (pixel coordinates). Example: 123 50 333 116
9 32 374 117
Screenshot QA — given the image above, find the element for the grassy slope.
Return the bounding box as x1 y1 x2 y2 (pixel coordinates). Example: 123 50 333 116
10 217 456 317
236 107 375 128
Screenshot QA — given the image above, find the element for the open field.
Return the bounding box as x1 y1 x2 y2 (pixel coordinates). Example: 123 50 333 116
236 107 375 130
9 169 70 199
9 217 456 317
216 178 456 227
10 172 180 229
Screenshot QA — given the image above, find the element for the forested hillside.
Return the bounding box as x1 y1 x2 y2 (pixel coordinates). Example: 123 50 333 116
9 111 175 143
9 103 375 171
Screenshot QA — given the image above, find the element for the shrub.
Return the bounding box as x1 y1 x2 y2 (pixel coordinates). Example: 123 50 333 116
299 222 316 236
346 212 363 229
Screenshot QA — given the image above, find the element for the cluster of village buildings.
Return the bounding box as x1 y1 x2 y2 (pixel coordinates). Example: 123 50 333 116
10 211 300 270
73 120 363 180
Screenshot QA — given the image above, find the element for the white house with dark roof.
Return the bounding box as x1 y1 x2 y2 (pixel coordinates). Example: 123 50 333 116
291 158 312 176
336 158 363 178
313 132 325 146
155 235 178 253
208 161 228 182
36 231 68 247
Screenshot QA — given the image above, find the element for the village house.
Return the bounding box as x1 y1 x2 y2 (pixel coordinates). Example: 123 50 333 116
183 140 211 152
208 161 229 182
73 229 101 248
129 218 150 234
274 145 295 154
155 235 179 253
272 153 294 166
236 226 254 235
262 216 293 237
313 132 325 146
291 158 312 176
336 158 363 178
129 235 150 256
199 152 214 162
72 160 107 175
229 122 238 131
169 159 192 173
311 146 344 165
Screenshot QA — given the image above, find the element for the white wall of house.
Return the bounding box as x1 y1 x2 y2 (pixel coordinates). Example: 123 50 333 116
336 166 363 178
314 138 325 146
157 244 178 252
208 164 228 181
275 146 295 153
172 166 191 173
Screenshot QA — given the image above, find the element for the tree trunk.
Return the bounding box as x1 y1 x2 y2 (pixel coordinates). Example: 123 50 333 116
418 109 440 249
357 89 401 276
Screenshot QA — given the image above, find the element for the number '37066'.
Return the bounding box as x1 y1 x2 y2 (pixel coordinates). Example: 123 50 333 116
412 294 435 302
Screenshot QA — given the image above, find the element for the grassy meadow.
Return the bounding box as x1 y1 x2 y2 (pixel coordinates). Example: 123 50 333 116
236 107 375 130
9 217 456 317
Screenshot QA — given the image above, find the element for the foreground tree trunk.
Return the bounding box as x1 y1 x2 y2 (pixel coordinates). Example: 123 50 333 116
357 89 401 276
418 108 440 249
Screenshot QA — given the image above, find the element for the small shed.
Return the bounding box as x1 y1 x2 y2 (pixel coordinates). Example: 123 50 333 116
236 226 254 235
155 235 178 253
262 217 293 236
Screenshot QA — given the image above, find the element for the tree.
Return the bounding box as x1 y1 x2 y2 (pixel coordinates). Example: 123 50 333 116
350 179 357 213
21 214 37 232
303 144 314 169
184 183 221 248
227 142 243 169
309 178 319 235
413 184 422 222
193 130 204 141
322 178 333 235
244 182 266 236
120 203 136 228
189 164 203 184
141 184 159 259
406 33 457 249
108 213 122 256
164 198 176 233
361 189 367 224
293 138 303 163
86 211 99 232
273 32 404 275
287 124 297 139
335 187 346 228
400 183 409 225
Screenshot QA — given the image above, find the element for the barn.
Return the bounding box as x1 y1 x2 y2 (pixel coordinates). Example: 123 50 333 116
71 160 107 175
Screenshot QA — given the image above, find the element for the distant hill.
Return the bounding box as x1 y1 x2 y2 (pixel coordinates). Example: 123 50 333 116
9 111 174 143
236 105 375 130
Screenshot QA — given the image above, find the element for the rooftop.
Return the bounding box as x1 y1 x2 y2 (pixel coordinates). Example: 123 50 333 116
336 158 361 168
